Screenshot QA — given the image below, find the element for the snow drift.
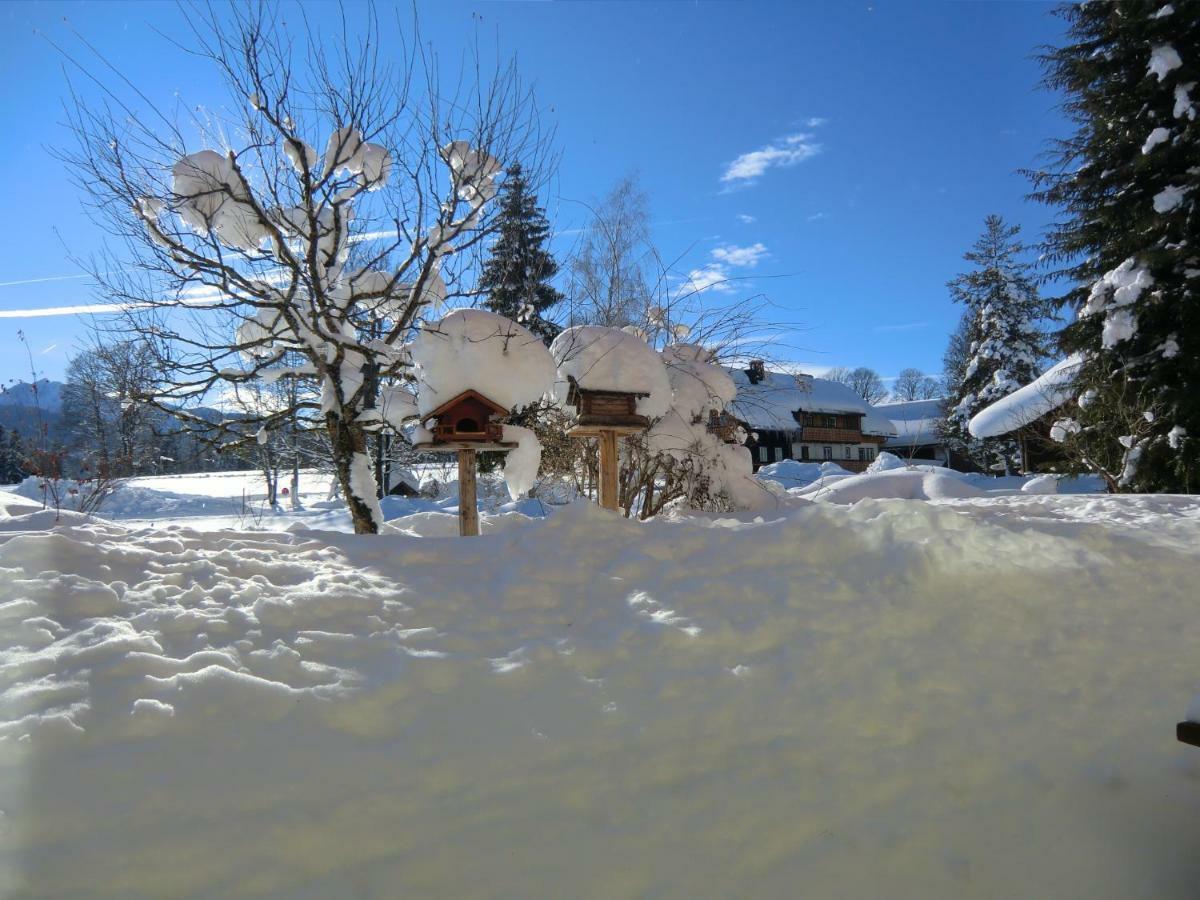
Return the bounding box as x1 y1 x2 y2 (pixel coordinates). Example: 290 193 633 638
2 494 1199 897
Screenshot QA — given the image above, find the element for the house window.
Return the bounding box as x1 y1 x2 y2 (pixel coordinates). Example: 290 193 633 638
800 446 810 460
822 446 833 460
858 447 876 462
844 445 853 459
774 447 784 462
759 447 769 463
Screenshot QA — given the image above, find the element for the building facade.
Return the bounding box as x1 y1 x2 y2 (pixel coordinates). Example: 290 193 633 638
728 361 896 472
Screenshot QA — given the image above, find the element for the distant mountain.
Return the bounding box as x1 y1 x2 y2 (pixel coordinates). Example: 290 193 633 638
0 379 65 412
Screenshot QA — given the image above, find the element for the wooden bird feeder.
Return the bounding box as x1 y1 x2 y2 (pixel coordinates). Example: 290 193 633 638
1178 721 1200 748
412 389 516 537
564 377 651 512
564 377 650 437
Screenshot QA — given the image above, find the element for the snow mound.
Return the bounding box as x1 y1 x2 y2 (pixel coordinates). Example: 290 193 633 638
550 325 672 419
802 467 988 503
2 497 1200 895
0 489 42 517
411 308 557 416
755 458 851 489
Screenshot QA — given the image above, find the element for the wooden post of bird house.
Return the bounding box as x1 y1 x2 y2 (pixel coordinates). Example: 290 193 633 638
457 448 479 536
411 390 517 537
564 377 651 513
598 429 619 511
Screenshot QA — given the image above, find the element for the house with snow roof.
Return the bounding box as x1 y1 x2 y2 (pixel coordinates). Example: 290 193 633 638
728 360 896 472
876 397 955 467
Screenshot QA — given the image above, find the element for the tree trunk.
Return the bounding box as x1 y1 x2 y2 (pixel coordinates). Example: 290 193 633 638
326 412 380 535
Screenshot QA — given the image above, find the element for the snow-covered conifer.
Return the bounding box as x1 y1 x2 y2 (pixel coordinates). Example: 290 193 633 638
943 215 1049 472
1029 2 1199 491
479 164 563 345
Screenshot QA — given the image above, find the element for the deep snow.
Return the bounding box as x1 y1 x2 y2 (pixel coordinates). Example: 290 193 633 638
1 482 1199 897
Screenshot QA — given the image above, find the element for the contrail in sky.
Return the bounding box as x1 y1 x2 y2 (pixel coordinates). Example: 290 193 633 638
0 273 91 288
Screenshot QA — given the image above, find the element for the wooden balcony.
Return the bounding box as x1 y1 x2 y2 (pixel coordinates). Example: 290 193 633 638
801 426 864 443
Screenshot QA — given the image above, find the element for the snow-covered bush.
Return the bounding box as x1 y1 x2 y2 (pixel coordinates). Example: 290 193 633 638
550 331 775 517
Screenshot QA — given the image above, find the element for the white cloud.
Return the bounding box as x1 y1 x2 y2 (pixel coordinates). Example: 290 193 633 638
721 131 822 184
679 243 769 297
681 264 734 295
805 117 828 128
806 212 828 222
872 322 929 333
736 213 756 224
711 243 768 268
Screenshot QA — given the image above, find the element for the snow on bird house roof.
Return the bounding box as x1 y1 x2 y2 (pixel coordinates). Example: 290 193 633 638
968 354 1083 440
411 309 557 417
550 326 672 419
726 366 893 434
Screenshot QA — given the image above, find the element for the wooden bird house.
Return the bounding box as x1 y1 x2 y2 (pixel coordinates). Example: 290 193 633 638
418 390 513 448
565 377 650 437
411 388 517 538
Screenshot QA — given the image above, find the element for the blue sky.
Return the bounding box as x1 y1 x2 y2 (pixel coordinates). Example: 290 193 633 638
0 0 1068 389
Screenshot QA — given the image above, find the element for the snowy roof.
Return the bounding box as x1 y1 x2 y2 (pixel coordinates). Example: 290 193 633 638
862 411 899 438
876 398 946 447
726 367 895 436
968 355 1082 439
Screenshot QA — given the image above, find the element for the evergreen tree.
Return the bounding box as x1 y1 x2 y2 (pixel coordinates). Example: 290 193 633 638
479 163 563 344
944 215 1049 472
1029 2 1199 492
0 426 30 484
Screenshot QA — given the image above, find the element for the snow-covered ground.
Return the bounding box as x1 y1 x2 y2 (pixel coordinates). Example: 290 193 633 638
2 472 1199 897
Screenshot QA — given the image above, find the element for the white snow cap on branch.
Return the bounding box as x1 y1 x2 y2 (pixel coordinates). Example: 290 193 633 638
322 127 392 190
1148 44 1182 82
172 150 271 253
550 326 672 419
968 354 1083 439
440 141 502 204
411 308 556 416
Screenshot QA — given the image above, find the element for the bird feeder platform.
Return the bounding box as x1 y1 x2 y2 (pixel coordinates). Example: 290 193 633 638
412 441 517 453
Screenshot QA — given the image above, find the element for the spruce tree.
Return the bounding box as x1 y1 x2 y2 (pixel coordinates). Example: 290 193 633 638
1029 2 1198 492
479 163 563 345
944 215 1049 472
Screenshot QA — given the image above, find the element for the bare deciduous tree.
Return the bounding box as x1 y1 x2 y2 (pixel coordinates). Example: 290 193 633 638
566 175 655 328
58 3 548 533
828 366 888 405
891 368 941 402
64 339 165 477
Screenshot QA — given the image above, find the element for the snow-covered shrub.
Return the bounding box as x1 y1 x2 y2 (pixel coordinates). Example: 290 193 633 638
549 331 775 517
